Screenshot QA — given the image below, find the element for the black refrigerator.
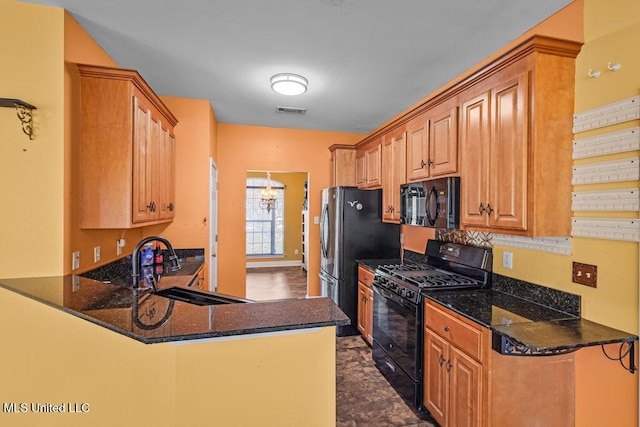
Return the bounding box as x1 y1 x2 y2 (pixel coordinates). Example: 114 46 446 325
319 187 401 336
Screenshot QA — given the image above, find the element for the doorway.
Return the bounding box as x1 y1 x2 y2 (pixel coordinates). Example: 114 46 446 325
245 170 309 300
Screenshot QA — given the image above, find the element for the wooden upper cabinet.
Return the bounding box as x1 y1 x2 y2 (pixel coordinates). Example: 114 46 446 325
329 144 356 187
406 99 458 182
458 36 581 236
460 91 491 229
356 139 382 188
355 151 366 187
460 73 528 232
158 125 176 220
406 113 430 181
489 75 528 231
365 141 382 187
429 102 458 177
355 36 581 236
78 64 178 229
382 128 406 223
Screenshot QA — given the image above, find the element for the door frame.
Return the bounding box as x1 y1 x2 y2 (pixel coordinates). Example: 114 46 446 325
209 157 218 291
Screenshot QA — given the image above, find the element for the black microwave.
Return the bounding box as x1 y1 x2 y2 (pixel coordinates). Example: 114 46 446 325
400 177 460 228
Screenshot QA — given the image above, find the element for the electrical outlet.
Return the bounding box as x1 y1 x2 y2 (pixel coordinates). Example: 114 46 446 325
502 251 513 269
72 251 80 270
572 262 597 287
94 246 101 263
294 249 299 254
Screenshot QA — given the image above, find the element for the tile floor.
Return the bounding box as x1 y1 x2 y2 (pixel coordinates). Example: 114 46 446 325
336 336 436 427
246 267 435 426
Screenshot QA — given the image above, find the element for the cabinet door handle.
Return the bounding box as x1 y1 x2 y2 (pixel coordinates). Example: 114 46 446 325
147 201 156 212
444 325 450 332
478 203 486 215
486 203 494 215
438 355 445 366
420 159 426 168
446 360 452 372
428 159 433 167
168 202 174 211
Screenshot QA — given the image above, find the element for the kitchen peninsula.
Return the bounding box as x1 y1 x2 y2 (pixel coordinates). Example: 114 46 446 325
0 252 349 427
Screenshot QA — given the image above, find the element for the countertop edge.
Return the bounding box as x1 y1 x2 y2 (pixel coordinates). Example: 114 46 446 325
0 279 350 345
423 291 638 355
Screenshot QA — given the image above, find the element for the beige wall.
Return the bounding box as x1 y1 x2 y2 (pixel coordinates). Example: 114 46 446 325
0 286 337 427
217 124 363 298
0 1 65 278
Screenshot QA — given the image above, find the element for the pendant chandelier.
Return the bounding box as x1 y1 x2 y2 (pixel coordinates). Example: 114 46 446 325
259 172 278 213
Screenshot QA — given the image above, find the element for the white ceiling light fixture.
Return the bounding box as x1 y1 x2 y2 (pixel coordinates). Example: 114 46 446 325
270 73 308 96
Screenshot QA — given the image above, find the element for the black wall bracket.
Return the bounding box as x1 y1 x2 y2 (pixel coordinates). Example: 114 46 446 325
0 98 36 140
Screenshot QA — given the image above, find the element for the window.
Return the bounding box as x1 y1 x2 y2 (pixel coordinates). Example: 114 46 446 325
246 177 284 256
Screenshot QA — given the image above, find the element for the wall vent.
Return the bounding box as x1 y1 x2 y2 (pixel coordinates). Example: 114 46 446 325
276 106 307 115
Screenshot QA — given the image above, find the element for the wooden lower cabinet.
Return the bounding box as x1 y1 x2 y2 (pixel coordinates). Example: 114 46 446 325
424 301 486 427
357 266 375 345
424 299 576 427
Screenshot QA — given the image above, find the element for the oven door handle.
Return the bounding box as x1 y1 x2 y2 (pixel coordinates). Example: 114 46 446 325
372 284 415 310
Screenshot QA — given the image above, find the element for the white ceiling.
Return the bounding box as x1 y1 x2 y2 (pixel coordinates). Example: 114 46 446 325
20 0 572 133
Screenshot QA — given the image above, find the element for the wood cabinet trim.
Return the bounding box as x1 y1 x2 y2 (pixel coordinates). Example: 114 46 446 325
354 35 581 150
78 63 178 126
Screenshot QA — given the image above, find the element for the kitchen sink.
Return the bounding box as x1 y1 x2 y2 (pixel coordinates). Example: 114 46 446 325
154 287 250 306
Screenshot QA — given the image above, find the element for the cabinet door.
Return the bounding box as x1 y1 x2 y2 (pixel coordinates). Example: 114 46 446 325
459 91 491 228
382 138 394 220
158 126 175 220
382 130 406 223
365 142 382 187
391 131 406 222
365 285 373 344
430 105 458 177
357 282 367 337
449 346 483 427
132 96 155 224
355 151 366 188
330 147 356 187
424 328 449 427
406 115 430 181
489 73 528 231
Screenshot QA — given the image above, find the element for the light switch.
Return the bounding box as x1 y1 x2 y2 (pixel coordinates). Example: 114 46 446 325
502 251 513 269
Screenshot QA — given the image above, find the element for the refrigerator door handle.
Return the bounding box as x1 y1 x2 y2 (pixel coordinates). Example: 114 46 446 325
320 203 330 258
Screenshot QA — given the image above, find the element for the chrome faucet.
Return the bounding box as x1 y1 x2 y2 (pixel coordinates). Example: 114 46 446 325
132 236 181 290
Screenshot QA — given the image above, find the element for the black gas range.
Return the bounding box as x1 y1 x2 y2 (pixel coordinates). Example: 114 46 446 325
371 240 492 419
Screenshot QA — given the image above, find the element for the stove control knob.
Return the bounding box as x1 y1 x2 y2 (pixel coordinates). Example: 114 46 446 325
405 290 413 298
389 282 397 290
399 288 406 297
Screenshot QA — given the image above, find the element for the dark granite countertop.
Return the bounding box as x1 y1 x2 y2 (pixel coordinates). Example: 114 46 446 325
0 249 349 344
422 274 638 356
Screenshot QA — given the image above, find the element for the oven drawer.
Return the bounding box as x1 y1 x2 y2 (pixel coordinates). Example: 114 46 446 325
424 299 486 362
358 266 375 287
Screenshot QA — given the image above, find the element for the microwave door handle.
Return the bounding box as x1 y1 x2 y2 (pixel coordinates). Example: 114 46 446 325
425 186 438 226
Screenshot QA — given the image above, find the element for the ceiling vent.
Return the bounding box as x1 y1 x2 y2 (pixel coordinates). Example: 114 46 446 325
276 106 307 115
